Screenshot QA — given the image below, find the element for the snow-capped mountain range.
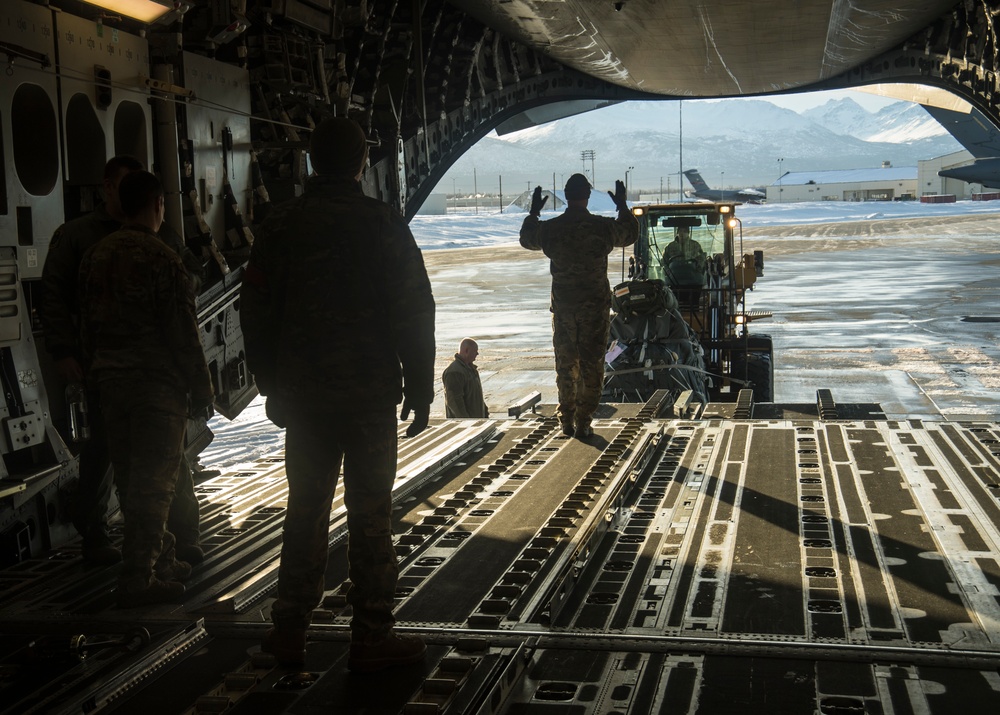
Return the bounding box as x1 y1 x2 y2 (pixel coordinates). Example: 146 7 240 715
436 97 962 195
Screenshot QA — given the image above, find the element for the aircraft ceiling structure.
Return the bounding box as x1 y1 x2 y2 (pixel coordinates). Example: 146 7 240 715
32 0 1000 219
453 0 961 98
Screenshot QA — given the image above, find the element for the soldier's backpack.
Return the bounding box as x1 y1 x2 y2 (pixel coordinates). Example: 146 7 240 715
612 279 676 317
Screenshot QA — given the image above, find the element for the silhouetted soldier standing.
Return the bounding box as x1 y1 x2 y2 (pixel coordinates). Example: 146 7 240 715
78 171 213 606
241 117 435 671
520 174 638 438
41 156 205 565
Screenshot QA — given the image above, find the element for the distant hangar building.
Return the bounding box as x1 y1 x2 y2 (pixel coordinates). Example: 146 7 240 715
766 164 917 203
917 149 984 198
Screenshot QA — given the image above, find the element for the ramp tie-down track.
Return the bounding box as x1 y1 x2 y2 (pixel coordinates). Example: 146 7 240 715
2 406 1000 714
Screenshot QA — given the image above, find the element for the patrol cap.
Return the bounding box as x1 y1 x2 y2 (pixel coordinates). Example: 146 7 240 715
564 173 591 200
310 117 368 177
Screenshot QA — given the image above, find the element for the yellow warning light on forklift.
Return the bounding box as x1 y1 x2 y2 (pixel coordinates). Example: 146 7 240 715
633 207 645 216
727 218 738 229
719 205 731 213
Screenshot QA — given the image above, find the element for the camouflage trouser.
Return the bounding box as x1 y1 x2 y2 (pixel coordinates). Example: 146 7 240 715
552 307 611 422
271 405 398 639
71 382 113 547
166 454 200 548
115 450 199 549
100 379 187 590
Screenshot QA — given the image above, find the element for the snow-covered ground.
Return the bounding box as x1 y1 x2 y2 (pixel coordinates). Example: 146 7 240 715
201 200 1000 471
731 198 1000 226
409 199 1000 250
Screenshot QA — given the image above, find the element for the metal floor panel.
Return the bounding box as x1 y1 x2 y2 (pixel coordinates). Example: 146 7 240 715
3 415 1000 713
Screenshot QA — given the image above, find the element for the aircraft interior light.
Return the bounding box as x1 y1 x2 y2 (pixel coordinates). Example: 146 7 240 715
81 0 177 23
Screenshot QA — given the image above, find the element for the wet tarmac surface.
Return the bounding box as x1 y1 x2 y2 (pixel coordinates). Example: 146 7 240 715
423 212 1000 421
203 210 1000 468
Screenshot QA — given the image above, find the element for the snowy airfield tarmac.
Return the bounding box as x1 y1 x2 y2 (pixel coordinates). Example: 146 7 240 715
202 200 1000 469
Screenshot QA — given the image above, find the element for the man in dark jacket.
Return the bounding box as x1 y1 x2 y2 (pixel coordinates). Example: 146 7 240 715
241 117 435 672
78 171 214 607
41 156 205 565
443 338 488 418
520 174 638 438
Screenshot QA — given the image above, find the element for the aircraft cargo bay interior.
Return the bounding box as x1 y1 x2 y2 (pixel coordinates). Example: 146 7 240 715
2 1 1000 713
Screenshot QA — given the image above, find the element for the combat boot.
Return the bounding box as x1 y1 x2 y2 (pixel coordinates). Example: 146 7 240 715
155 558 192 582
116 576 185 608
560 414 575 436
261 627 307 667
154 538 192 582
175 542 205 565
348 630 426 673
574 417 593 439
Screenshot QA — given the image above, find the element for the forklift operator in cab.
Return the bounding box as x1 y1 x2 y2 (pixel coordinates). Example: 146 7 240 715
662 225 707 269
661 224 708 293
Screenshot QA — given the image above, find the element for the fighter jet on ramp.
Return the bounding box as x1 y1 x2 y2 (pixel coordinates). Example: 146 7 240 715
683 169 767 203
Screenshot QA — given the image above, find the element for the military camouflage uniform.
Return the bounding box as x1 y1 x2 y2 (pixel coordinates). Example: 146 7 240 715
520 206 638 424
41 205 119 551
442 355 488 418
41 206 205 554
240 174 435 638
78 225 213 591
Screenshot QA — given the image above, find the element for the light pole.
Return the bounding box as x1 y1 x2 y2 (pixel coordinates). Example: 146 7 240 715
625 165 634 200
721 171 725 202
581 149 596 186
777 158 784 203
659 176 663 202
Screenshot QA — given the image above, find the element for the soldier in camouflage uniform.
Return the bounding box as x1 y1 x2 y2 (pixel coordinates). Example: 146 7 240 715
41 156 206 565
240 117 435 672
520 174 638 438
78 171 214 607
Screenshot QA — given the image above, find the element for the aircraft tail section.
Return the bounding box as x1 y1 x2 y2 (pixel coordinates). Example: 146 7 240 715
684 168 711 193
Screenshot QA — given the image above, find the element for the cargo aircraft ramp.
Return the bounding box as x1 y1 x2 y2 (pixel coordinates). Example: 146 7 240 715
2 393 1000 714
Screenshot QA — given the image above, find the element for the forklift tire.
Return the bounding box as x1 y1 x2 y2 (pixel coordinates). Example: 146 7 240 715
733 333 773 403
745 352 773 403
732 351 773 403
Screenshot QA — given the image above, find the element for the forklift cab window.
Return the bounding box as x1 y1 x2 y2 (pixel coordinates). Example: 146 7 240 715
662 226 708 288
664 226 707 264
644 213 719 288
